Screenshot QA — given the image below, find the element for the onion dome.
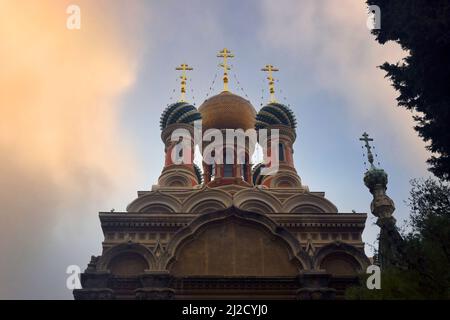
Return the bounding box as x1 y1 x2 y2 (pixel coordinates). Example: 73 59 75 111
160 101 202 131
198 91 256 130
364 167 388 193
255 102 297 130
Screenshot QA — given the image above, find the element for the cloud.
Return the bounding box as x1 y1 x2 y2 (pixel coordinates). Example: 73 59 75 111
259 0 429 167
258 0 432 258
0 1 144 298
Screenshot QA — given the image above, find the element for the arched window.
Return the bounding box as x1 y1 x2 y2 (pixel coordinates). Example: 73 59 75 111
223 147 234 178
278 143 285 161
109 252 149 276
223 164 233 177
174 142 184 163
208 150 216 181
241 164 248 181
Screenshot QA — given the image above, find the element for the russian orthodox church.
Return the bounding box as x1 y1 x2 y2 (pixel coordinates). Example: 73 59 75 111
74 49 398 300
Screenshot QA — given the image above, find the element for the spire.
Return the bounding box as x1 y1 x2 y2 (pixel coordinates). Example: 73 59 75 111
359 132 404 269
359 131 375 169
360 132 386 193
217 48 234 92
261 64 279 103
175 63 193 102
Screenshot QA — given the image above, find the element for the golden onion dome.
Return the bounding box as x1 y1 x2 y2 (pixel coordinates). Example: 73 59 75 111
198 91 256 130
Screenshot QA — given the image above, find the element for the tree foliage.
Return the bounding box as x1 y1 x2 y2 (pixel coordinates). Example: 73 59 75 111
347 178 450 299
367 0 450 180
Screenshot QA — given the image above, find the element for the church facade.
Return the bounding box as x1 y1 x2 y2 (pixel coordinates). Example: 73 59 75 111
74 50 371 300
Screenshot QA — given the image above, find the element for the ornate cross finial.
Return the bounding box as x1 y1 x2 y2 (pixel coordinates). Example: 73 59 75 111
217 48 234 92
360 132 375 168
261 64 279 103
175 63 193 102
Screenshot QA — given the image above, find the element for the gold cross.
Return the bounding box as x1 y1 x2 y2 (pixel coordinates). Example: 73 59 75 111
175 63 193 102
217 48 234 92
261 64 279 103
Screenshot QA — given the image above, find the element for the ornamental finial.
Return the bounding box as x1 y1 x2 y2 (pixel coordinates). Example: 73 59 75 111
217 48 234 92
261 64 279 103
175 63 193 102
360 132 375 169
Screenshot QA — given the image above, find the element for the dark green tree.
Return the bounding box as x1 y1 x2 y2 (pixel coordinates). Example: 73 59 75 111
403 178 450 297
366 0 450 180
347 178 450 299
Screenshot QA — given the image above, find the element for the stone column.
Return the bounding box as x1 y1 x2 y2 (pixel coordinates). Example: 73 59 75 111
135 271 175 300
364 166 404 269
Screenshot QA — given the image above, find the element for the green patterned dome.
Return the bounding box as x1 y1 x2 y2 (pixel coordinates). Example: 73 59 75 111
255 102 297 130
364 167 388 192
160 102 202 131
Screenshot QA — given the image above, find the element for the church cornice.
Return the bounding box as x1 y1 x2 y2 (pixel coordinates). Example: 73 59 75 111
99 212 367 231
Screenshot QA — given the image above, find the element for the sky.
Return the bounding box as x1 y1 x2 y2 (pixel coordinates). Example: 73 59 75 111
0 0 430 299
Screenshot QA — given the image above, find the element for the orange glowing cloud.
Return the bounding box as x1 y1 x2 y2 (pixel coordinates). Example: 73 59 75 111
0 1 137 177
0 0 144 298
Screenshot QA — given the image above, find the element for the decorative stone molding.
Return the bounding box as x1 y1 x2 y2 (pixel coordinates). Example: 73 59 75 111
164 206 313 271
233 188 283 213
312 242 370 271
269 172 302 188
158 167 198 188
135 271 175 300
296 272 336 300
80 271 111 289
181 187 233 213
283 193 338 213
135 288 175 300
96 241 156 272
126 191 182 213
125 181 342 216
73 288 115 300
